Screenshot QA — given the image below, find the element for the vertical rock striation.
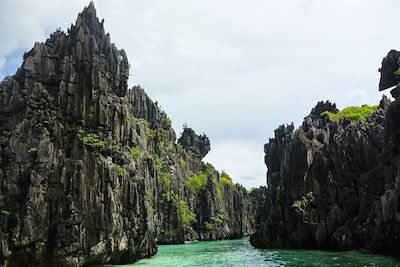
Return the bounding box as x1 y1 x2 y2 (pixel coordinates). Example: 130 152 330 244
251 50 400 255
0 3 261 266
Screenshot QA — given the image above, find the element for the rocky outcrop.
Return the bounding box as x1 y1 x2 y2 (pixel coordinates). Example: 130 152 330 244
0 3 260 266
251 50 400 255
178 127 210 159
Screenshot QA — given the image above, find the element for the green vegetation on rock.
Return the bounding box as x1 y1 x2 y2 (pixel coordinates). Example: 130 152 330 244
292 192 316 224
114 163 125 176
177 143 183 153
187 172 208 194
179 199 197 225
152 155 171 188
219 171 233 186
131 146 141 159
214 212 226 225
127 114 132 124
27 147 38 154
166 116 172 126
81 133 107 149
321 105 378 123
179 156 186 168
162 190 178 202
145 190 154 213
143 119 157 140
1 210 11 216
203 212 225 231
204 221 214 230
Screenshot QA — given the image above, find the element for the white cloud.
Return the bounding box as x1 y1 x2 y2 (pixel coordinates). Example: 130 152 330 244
1 0 400 188
204 139 266 189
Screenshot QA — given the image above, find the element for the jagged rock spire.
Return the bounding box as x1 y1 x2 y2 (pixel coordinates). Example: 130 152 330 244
1 1 129 129
75 1 106 38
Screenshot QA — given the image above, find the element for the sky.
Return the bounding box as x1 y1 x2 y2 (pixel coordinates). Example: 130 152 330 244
0 0 398 188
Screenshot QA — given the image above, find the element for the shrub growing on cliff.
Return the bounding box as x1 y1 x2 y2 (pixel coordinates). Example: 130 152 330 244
219 171 233 186
292 192 317 224
81 133 107 149
179 199 197 225
321 105 378 123
204 221 214 230
166 116 172 127
203 212 225 231
177 143 183 153
27 147 38 154
146 127 156 140
114 163 125 176
142 119 156 140
131 146 141 159
127 114 132 124
214 212 226 225
187 172 208 194
152 155 171 188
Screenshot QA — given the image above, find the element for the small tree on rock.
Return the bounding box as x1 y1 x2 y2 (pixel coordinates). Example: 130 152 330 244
292 192 317 225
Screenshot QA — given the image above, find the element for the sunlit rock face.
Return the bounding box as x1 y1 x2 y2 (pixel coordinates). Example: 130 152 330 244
0 2 261 266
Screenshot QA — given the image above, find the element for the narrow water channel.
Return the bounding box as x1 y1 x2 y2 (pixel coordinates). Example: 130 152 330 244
108 237 400 267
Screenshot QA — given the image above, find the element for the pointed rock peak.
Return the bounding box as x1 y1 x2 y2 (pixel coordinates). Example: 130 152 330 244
87 1 96 14
309 101 338 117
75 1 104 35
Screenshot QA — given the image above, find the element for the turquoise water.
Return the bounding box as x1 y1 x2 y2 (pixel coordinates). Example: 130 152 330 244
116 238 400 267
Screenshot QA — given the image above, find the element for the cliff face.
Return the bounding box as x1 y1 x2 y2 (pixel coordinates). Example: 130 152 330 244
0 3 260 266
251 50 400 254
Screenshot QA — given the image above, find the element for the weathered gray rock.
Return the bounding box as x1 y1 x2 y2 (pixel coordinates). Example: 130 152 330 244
0 2 261 266
251 74 400 254
178 127 210 159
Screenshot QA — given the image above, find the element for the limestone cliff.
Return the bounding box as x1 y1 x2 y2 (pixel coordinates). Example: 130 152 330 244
0 3 260 266
251 50 400 254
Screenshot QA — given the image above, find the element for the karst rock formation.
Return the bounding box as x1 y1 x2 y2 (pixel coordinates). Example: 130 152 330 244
0 3 263 266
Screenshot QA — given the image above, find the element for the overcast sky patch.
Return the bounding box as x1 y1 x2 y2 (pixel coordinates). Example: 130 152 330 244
0 0 399 187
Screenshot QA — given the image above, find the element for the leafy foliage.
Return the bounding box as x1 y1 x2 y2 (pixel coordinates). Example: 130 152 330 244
179 156 186 168
162 190 178 202
131 146 141 159
177 143 183 153
81 133 107 149
152 155 171 188
146 128 156 140
204 221 214 230
321 105 378 123
214 212 226 225
27 147 38 154
187 172 208 194
145 190 154 213
219 171 233 186
292 192 316 224
1 210 10 216
114 163 125 176
166 116 172 126
179 199 197 225
142 119 157 140
203 212 226 231
127 114 132 124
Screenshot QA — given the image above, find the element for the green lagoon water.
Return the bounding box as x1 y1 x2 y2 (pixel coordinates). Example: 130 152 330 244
115 238 400 267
